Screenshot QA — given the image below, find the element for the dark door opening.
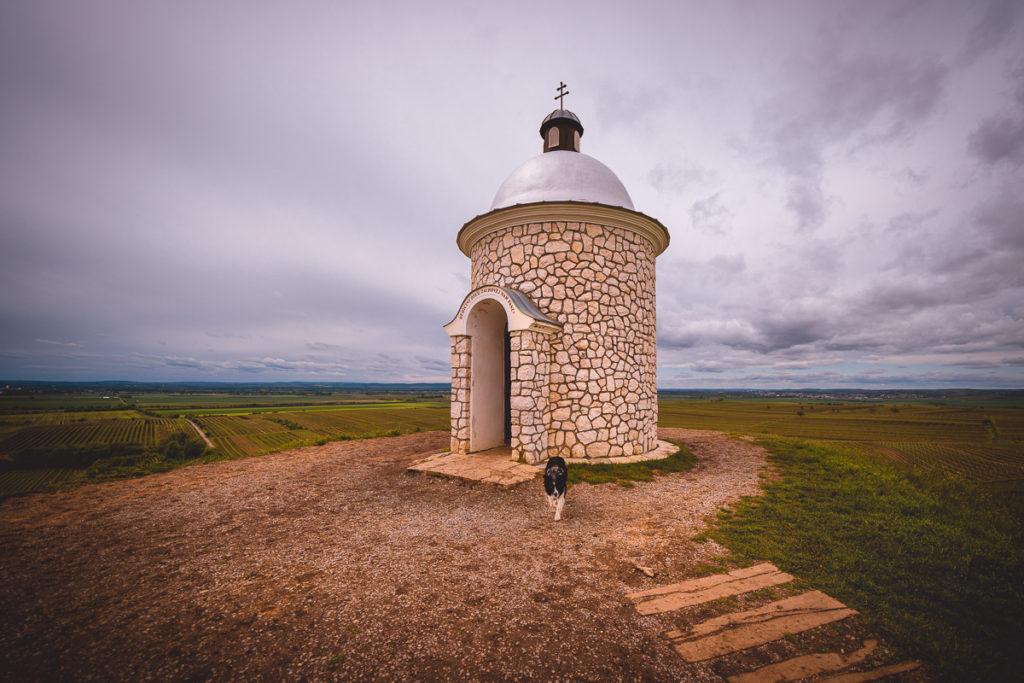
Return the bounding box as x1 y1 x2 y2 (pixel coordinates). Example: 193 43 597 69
503 325 511 445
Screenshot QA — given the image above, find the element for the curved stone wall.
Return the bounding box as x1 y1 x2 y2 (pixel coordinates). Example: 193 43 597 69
470 220 658 458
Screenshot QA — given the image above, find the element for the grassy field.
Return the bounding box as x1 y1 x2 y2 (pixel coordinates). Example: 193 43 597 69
659 398 1024 489
192 405 449 459
653 399 1023 681
0 391 450 497
695 437 1024 681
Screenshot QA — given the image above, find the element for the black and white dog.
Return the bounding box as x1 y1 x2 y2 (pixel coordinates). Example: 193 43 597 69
544 456 568 521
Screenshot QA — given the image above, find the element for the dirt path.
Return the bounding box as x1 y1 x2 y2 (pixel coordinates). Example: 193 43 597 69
0 428 769 681
186 418 214 448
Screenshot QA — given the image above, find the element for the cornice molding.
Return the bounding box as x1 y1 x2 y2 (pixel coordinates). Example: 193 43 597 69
457 201 671 257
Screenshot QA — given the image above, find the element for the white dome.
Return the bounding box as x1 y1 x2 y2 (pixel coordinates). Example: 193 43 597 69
490 151 634 211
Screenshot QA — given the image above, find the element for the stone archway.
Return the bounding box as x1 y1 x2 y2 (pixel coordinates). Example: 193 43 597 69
465 298 508 452
445 286 561 462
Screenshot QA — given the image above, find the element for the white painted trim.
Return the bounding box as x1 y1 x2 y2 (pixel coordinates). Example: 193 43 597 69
457 201 671 257
444 286 561 337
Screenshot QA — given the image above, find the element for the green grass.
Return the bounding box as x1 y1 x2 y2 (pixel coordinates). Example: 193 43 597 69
567 442 697 486
699 437 1024 681
659 399 1024 488
192 405 449 459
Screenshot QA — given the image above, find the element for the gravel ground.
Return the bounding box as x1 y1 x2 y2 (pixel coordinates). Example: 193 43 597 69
0 428 769 681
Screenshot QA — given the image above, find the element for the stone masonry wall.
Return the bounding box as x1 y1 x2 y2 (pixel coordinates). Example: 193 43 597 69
509 329 551 463
449 335 471 454
471 221 658 458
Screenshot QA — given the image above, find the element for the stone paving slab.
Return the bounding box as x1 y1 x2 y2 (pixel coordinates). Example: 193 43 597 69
627 563 793 615
408 449 539 488
663 591 858 662
728 639 877 683
563 439 677 464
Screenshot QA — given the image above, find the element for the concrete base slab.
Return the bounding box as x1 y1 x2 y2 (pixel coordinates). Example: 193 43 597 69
627 563 794 615
663 591 858 662
408 447 540 488
564 439 678 464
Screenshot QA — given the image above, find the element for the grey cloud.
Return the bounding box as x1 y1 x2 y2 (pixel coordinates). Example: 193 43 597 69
688 361 728 373
661 308 832 355
785 181 826 233
414 356 450 372
974 191 1024 251
887 210 939 234
968 115 1024 166
306 342 346 352
35 339 82 348
755 35 947 230
648 162 708 194
896 167 928 186
946 356 1024 369
593 82 668 131
958 0 1021 66
689 193 732 235
967 64 1024 166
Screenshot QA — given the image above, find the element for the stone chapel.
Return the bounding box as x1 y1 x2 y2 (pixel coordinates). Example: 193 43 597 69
444 96 670 465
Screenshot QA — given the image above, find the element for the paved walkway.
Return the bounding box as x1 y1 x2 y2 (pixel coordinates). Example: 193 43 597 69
407 447 540 488
626 564 922 681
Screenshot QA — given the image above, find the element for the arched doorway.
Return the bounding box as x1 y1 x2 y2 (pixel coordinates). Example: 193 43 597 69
444 285 562 461
465 298 510 452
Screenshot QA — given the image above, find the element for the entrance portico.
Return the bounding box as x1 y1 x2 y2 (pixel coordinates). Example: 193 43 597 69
444 286 560 463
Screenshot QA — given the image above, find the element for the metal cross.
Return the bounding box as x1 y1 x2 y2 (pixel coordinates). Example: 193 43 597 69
554 81 569 109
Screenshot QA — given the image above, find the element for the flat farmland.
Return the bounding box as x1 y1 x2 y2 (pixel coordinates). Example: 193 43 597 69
194 404 450 458
0 393 450 496
157 400 447 417
0 468 80 497
0 417 187 453
659 399 1024 488
130 392 434 412
4 390 1021 496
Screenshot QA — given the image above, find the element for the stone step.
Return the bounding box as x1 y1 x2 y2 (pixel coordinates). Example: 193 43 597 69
727 639 877 682
817 660 922 682
627 563 793 615
407 451 539 488
663 590 858 662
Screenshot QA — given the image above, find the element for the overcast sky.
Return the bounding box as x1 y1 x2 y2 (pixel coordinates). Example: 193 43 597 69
1 1 1022 388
